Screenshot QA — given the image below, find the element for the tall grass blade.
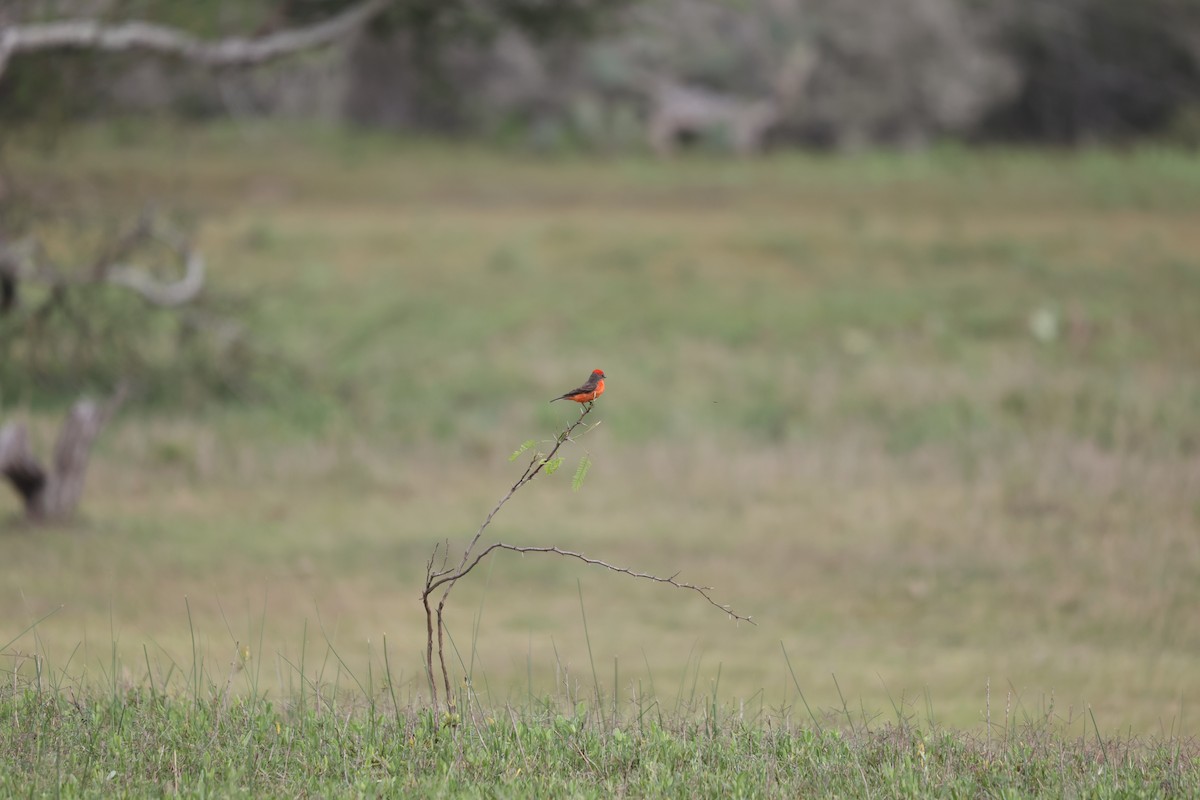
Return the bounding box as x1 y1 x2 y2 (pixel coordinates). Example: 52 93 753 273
577 579 605 729
780 642 822 733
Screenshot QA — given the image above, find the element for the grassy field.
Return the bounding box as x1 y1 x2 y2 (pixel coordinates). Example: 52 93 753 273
4 684 1198 797
2 123 1199 761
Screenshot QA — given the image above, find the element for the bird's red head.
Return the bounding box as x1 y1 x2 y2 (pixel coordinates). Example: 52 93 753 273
592 369 605 379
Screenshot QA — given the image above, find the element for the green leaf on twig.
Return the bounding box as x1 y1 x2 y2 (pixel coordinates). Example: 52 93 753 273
544 456 565 475
509 439 537 462
572 455 591 491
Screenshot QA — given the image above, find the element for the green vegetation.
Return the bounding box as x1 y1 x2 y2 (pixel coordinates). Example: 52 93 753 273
2 125 1198 794
3 680 1197 797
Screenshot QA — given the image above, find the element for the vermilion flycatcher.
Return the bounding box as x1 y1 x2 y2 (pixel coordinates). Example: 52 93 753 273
550 369 606 405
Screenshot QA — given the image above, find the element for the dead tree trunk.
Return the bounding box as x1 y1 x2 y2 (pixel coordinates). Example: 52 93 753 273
0 424 48 518
0 390 124 522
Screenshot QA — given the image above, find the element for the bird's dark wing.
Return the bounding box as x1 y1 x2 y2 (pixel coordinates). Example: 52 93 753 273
550 379 594 401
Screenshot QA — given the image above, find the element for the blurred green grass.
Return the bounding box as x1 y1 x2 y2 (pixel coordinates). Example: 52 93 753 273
1 124 1198 734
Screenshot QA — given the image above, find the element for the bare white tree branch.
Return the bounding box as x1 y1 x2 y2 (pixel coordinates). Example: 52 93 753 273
0 0 388 83
0 215 207 309
104 219 206 307
106 249 204 307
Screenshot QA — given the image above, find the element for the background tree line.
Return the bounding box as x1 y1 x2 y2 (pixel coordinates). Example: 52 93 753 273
2 0 1199 149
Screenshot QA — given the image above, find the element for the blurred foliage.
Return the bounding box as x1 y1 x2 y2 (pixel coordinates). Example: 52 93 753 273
0 0 634 411
0 52 98 133
2 0 1199 144
0 259 301 415
0 172 299 412
0 281 297 412
376 0 632 39
11 123 1184 447
0 0 635 127
991 0 1200 143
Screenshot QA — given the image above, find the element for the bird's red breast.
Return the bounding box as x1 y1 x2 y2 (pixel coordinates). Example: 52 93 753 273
568 379 604 403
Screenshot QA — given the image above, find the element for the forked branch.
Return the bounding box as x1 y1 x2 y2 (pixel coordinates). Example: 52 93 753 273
420 402 752 712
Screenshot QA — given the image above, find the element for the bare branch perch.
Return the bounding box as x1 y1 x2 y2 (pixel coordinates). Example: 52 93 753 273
420 402 751 712
0 0 388 83
451 542 754 623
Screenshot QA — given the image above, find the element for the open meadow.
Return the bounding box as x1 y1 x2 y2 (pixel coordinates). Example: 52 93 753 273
3 124 1200 763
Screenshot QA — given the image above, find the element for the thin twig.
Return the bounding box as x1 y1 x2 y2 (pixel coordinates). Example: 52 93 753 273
422 405 594 709
441 543 754 625
452 404 596 579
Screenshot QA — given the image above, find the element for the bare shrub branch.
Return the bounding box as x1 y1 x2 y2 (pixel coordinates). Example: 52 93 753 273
420 402 752 712
456 543 752 622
